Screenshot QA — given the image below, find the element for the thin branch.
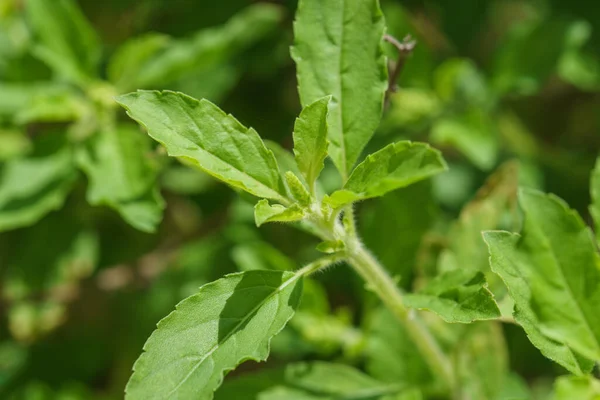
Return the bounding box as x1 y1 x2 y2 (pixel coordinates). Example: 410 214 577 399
384 34 417 109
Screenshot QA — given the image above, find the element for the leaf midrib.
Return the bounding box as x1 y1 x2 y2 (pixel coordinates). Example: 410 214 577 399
164 273 301 397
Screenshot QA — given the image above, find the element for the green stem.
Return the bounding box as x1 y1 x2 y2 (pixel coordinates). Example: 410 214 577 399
346 239 455 390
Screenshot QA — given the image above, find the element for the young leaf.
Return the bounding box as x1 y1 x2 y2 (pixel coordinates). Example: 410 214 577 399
292 96 330 190
327 141 447 207
254 199 304 227
0 135 76 232
116 91 288 203
292 0 387 178
589 157 600 245
125 270 303 400
285 172 311 205
77 126 165 233
484 189 600 371
26 0 100 84
404 270 501 323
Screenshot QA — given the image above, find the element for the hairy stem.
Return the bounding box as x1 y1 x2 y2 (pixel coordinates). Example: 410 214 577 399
345 238 455 390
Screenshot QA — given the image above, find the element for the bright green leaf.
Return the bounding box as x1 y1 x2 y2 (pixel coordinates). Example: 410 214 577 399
26 0 100 84
254 199 304 227
116 90 288 202
292 0 387 178
285 172 311 205
0 135 76 232
316 240 345 254
404 270 501 323
484 189 600 372
328 141 447 207
125 270 303 400
292 96 330 189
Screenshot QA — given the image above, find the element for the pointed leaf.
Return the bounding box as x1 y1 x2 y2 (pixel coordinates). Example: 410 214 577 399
292 0 387 178
404 270 501 323
328 141 447 207
116 91 288 202
484 190 600 372
77 126 164 233
292 96 330 189
254 199 304 227
26 0 100 84
126 270 303 399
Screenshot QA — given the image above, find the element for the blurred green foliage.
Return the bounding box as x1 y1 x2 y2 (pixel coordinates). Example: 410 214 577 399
1 0 600 398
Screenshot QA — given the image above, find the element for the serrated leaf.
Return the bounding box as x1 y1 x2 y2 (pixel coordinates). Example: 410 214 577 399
484 189 600 372
553 375 600 400
0 135 76 232
116 91 288 202
293 96 330 189
125 270 303 400
404 270 500 323
128 4 282 90
292 0 387 178
77 125 164 233
25 0 100 84
254 199 304 227
590 157 600 246
327 141 447 207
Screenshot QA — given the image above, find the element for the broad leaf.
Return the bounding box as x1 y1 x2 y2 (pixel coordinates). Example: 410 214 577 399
327 141 447 207
553 376 600 400
77 126 164 233
292 0 387 178
254 199 304 227
589 157 600 245
293 96 330 190
0 135 76 232
484 189 600 372
117 91 288 202
126 270 303 399
26 0 100 84
404 270 500 323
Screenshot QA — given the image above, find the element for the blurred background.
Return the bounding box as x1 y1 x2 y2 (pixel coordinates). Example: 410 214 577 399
1 0 599 398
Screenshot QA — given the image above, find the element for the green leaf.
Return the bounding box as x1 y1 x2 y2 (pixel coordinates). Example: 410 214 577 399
404 270 500 323
553 376 600 400
430 109 498 171
126 4 282 90
0 135 76 232
125 270 303 400
292 96 330 189
557 21 600 91
116 91 288 202
328 141 447 207
26 0 100 84
107 33 170 91
285 172 311 205
589 157 600 245
260 362 406 399
316 240 345 254
254 199 304 227
365 308 432 387
454 323 509 399
232 242 295 272
292 0 387 178
77 126 165 233
484 189 600 372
